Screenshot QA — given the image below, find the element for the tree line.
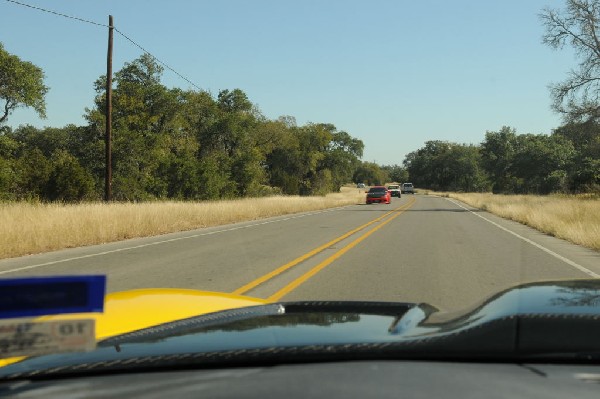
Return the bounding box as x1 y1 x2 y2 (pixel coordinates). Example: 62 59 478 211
0 52 366 201
3 0 600 200
403 124 599 194
403 0 600 195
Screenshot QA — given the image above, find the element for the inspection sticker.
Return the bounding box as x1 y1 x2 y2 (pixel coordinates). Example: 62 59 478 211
0 319 96 358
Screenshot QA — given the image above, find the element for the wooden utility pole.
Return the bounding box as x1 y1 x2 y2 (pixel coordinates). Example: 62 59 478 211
105 15 113 202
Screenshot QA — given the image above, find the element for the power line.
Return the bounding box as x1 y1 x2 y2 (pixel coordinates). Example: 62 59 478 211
114 28 202 91
4 0 203 91
4 0 107 27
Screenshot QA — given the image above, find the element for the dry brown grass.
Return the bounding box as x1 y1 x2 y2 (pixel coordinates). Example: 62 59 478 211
430 192 600 251
0 187 365 260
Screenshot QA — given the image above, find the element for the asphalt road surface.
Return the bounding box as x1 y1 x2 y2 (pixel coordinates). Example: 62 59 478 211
1 195 599 313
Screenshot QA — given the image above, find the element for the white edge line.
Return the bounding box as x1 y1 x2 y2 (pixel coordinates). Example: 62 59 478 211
0 205 352 275
446 198 600 278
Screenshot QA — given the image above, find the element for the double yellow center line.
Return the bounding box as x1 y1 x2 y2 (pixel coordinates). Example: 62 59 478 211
232 196 416 301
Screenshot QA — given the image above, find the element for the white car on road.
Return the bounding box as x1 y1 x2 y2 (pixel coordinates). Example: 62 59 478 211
401 183 414 194
387 184 401 198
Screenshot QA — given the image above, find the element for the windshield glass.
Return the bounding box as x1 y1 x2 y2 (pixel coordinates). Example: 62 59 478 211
1 0 599 375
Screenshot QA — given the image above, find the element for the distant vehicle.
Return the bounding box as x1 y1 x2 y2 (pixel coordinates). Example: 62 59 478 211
387 184 401 198
357 183 366 188
366 186 391 204
401 183 414 194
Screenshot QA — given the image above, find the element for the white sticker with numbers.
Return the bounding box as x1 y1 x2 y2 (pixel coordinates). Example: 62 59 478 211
0 319 95 358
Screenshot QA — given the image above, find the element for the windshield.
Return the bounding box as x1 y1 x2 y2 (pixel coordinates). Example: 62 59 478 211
1 0 600 378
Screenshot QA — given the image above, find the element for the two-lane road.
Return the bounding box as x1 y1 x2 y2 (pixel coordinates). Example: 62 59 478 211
1 195 599 312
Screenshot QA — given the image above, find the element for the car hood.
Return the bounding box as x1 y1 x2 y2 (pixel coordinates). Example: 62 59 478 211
0 289 266 369
1 279 600 378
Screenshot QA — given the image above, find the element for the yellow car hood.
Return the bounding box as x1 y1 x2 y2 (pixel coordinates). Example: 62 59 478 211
38 288 267 340
0 288 267 367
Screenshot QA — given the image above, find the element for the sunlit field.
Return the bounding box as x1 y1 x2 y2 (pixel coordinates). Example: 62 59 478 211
428 192 600 251
0 187 365 259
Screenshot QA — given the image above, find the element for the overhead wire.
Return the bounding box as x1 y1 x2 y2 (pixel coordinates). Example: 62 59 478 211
113 28 202 91
3 0 203 91
4 0 108 27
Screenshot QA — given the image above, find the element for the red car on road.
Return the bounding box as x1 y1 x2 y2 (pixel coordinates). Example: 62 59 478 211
365 186 391 204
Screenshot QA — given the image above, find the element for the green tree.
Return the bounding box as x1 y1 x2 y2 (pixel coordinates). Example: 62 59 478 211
0 131 18 199
571 157 600 191
80 54 366 201
322 129 364 191
9 124 70 157
0 43 48 124
215 89 266 196
65 125 104 198
197 152 236 200
13 148 52 200
267 123 328 195
553 121 600 191
296 123 332 195
480 127 519 193
87 54 184 200
403 140 451 190
267 142 303 195
45 150 95 201
553 121 600 157
189 88 270 198
381 164 409 183
511 134 575 194
217 88 252 113
353 162 387 186
7 124 104 200
482 128 579 194
404 141 489 192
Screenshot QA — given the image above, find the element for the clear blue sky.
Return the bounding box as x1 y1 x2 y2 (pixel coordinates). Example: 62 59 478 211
1 0 574 165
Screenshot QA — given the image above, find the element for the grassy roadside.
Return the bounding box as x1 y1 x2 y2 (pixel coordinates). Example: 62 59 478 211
0 187 365 260
426 191 600 251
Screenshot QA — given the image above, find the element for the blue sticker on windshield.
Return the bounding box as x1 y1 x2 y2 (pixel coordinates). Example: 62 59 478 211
0 275 106 319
